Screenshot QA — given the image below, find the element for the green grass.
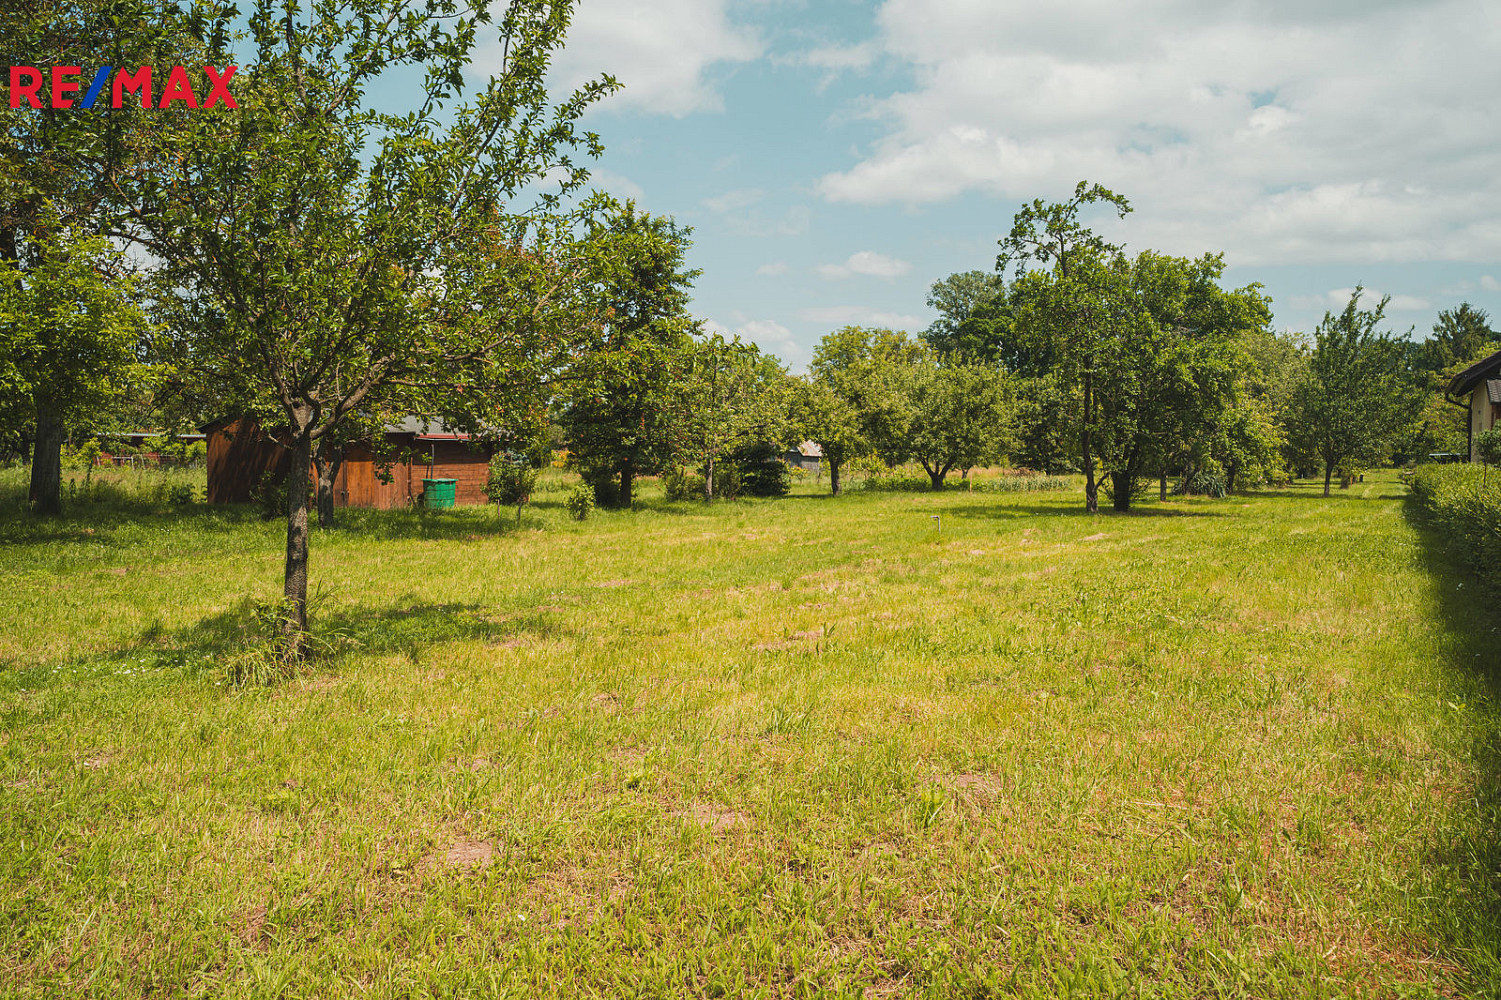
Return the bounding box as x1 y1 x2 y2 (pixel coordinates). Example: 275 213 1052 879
1 467 1498 997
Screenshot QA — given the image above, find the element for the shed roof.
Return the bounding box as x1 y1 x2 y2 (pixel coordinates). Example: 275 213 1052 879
1447 348 1501 396
1489 379 1501 405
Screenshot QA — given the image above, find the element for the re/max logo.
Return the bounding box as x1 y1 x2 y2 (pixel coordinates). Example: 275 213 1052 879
7 66 238 109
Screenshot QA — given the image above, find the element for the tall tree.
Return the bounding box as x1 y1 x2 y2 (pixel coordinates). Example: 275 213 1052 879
560 202 698 506
141 0 618 652
1422 303 1496 375
922 270 1007 358
997 181 1132 513
0 227 148 511
2 1 198 511
1288 289 1420 496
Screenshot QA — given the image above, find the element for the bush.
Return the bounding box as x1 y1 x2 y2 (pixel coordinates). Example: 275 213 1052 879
731 442 791 498
485 453 538 508
661 465 702 501
1175 471 1228 498
1410 463 1501 593
579 468 621 507
1477 427 1501 469
661 461 742 500
565 482 596 521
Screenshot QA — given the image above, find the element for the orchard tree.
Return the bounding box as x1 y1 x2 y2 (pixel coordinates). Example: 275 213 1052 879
0 227 148 512
665 334 792 500
560 202 698 506
2 1 203 512
902 357 1013 490
140 0 620 652
809 326 923 468
794 378 864 496
998 181 1132 513
1288 289 1420 496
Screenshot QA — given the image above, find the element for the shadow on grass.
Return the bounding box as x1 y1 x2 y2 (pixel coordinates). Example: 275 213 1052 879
939 501 1227 521
1400 495 1501 987
19 595 569 682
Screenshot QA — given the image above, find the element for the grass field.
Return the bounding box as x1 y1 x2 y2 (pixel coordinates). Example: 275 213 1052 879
1 468 1498 997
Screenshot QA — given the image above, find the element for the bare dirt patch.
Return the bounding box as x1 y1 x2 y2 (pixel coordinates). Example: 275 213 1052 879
1081 533 1109 542
593 580 634 589
444 840 494 869
81 755 109 770
236 905 270 951
675 802 751 835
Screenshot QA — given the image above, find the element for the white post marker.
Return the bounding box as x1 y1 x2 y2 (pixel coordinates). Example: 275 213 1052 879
930 514 941 532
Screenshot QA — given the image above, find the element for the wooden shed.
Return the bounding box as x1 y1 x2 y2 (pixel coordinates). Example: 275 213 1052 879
204 416 494 508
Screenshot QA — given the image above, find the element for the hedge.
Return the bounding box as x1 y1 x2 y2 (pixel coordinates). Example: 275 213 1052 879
1409 463 1501 592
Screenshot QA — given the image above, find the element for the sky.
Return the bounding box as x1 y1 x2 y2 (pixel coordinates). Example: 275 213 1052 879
492 0 1501 370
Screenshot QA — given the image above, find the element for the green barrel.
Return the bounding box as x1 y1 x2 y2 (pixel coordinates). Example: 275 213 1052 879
422 478 457 509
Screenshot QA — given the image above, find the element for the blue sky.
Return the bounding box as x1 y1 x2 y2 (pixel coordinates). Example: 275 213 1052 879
510 0 1501 370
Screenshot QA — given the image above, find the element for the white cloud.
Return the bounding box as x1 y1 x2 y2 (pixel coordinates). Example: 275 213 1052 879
756 261 790 277
586 169 645 201
792 41 879 73
543 0 761 117
700 195 811 237
705 316 806 368
817 0 1501 266
816 250 912 280
1289 287 1432 313
1482 275 1501 292
798 306 925 330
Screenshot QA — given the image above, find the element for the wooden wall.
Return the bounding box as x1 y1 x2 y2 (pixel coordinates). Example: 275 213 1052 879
205 419 290 504
207 424 492 508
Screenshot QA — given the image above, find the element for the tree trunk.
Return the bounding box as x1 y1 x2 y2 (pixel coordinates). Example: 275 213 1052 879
928 466 946 491
29 393 65 515
619 457 634 507
313 440 344 528
1226 465 1239 494
1082 366 1098 513
705 454 714 500
283 434 313 654
1159 470 1168 502
1323 462 1333 498
1111 472 1132 512
830 459 842 497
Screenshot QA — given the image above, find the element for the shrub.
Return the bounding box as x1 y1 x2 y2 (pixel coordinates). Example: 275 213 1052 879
731 442 791 498
1175 471 1228 498
661 462 742 500
1477 427 1501 470
660 465 701 501
1410 463 1501 593
565 482 596 521
249 470 285 520
485 453 538 509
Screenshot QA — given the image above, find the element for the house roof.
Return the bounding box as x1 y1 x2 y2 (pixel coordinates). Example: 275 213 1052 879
1447 348 1501 396
1489 379 1501 405
794 440 822 458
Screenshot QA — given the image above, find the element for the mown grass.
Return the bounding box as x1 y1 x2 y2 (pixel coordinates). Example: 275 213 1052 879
0 467 1497 998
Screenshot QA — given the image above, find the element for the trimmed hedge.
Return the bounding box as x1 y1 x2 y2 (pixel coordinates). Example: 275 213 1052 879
1409 463 1501 592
